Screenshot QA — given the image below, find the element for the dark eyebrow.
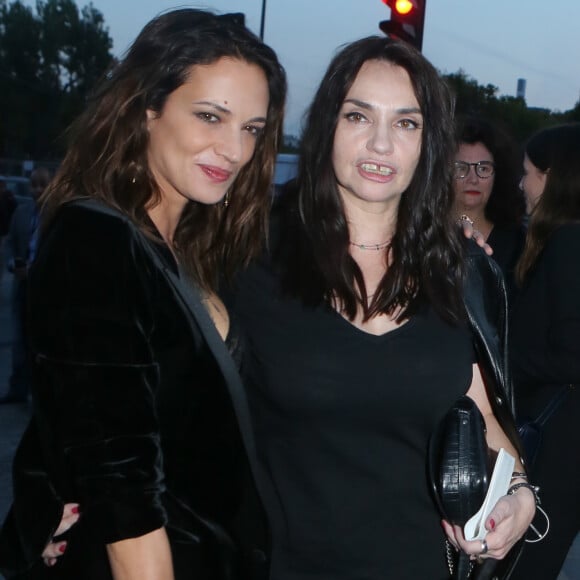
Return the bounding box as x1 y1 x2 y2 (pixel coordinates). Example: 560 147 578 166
194 100 231 114
343 98 373 111
343 99 422 116
396 107 422 115
193 100 267 124
246 116 268 125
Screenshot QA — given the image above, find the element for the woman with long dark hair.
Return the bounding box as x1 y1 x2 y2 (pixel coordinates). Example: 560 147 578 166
231 36 535 578
0 9 286 579
511 123 580 579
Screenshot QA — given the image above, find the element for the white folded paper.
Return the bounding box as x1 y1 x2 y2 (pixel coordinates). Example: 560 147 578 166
463 448 515 541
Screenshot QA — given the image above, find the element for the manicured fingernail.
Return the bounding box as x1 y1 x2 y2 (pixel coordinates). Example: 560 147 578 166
71 506 80 514
59 543 67 553
489 519 496 530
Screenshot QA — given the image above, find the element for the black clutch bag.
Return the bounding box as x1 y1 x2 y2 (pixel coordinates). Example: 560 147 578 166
429 395 492 525
428 395 494 579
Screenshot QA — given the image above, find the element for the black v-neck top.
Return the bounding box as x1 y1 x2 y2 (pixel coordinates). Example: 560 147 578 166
233 251 473 579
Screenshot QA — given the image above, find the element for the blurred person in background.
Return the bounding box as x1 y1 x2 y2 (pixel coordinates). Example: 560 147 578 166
0 177 17 286
0 167 51 405
510 123 580 579
452 115 526 301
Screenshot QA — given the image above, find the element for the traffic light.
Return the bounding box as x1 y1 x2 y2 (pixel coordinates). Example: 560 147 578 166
379 0 425 51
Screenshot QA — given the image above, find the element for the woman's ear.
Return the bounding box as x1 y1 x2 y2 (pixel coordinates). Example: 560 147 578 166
539 168 549 189
145 109 157 130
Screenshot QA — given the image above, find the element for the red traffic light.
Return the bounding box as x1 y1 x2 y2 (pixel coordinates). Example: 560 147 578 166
379 0 425 51
382 0 415 15
394 0 414 15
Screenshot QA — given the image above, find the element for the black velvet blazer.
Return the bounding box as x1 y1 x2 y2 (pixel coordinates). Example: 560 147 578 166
0 201 266 579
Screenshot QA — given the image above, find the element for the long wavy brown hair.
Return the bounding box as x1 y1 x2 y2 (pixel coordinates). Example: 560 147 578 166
41 9 286 290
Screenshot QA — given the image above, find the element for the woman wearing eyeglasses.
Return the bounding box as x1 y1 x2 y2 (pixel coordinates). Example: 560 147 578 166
452 116 526 301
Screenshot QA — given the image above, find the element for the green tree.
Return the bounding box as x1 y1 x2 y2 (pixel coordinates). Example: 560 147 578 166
0 0 42 156
37 0 111 93
442 69 570 144
562 100 580 123
0 0 113 159
36 0 113 154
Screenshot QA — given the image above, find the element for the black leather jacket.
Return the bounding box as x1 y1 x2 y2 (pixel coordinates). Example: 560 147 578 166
464 240 523 459
462 241 525 580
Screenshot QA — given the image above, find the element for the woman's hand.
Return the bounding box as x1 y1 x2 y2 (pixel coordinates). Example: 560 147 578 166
459 214 493 256
41 502 81 567
441 486 536 561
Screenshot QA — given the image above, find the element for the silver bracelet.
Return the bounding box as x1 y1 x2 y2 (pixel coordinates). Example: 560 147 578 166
507 482 540 504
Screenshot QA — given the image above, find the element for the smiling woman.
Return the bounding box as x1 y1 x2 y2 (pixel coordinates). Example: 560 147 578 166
0 8 286 580
145 57 269 211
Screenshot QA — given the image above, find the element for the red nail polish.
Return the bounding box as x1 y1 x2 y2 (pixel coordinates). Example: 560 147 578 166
71 506 79 514
59 543 67 554
489 518 496 530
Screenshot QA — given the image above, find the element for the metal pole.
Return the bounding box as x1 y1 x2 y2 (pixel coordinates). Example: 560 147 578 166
260 0 267 40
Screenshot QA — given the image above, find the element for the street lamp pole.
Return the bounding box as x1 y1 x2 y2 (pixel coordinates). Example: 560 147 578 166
260 0 267 40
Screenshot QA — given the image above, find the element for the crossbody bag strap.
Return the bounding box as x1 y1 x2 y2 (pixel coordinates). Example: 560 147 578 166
534 384 575 427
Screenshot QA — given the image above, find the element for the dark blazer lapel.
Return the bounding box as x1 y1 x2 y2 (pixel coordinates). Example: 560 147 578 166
147 256 280 544
161 265 260 462
68 199 264 496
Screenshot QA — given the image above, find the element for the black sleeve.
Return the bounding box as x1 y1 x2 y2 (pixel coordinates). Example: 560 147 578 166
26 205 166 543
542 226 580 380
0 421 65 576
